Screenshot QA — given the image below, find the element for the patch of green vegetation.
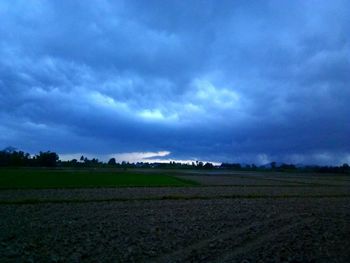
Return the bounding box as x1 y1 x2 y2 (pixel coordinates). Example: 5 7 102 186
0 168 199 189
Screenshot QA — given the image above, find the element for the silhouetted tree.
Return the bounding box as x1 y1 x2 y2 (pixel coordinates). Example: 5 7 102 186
220 163 241 170
270 162 276 169
204 162 214 169
108 158 116 165
279 163 296 171
35 151 59 167
2 150 32 166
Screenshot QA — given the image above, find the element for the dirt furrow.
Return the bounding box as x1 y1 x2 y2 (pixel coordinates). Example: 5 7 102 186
154 213 311 262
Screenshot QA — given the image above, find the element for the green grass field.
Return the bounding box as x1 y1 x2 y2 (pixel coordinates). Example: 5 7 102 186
0 168 198 189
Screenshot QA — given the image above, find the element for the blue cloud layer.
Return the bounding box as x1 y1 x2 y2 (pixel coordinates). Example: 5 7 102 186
1 0 349 165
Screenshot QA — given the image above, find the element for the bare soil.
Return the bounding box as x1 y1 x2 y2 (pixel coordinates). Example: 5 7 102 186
0 172 349 262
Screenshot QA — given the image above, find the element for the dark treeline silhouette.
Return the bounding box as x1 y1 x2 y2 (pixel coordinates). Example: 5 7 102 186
0 147 349 174
62 158 215 169
0 149 58 167
221 162 350 174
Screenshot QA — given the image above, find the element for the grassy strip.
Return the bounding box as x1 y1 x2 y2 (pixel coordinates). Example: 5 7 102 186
0 169 199 189
1 184 346 190
1 194 350 205
0 184 199 190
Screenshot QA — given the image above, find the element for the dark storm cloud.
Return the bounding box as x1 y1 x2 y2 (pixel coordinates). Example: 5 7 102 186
0 0 349 165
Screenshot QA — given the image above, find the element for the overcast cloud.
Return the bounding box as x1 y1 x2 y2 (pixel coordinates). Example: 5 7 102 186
0 0 349 165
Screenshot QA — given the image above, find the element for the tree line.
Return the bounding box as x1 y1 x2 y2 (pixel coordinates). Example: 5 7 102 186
220 162 350 173
0 148 349 173
0 150 58 167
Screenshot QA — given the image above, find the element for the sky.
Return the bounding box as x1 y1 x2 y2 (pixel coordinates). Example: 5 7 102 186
0 0 349 165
